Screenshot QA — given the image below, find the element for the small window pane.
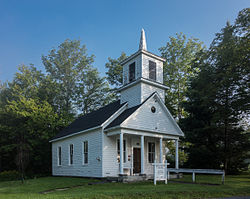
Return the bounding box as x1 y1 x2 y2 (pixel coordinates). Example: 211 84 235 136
70 144 73 165
58 147 62 166
83 141 88 164
148 142 155 163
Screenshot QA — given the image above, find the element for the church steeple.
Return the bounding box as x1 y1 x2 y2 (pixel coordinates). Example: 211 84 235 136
119 30 167 108
139 28 147 51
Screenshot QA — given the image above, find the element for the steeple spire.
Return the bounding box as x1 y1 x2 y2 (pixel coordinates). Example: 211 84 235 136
139 28 147 51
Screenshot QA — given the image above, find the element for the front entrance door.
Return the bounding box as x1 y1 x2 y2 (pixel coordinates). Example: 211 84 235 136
133 148 141 174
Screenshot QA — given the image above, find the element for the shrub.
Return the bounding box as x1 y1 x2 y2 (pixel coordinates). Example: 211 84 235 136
0 170 20 181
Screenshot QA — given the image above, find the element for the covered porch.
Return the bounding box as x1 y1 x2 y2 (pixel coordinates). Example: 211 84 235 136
106 128 180 177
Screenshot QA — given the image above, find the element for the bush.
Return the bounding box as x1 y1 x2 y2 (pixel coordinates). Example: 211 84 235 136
0 170 20 181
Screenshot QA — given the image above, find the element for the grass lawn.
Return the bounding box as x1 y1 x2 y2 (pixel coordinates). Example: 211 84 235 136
0 174 249 199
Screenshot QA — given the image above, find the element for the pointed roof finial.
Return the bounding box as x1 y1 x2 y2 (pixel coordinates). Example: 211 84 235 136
139 28 147 51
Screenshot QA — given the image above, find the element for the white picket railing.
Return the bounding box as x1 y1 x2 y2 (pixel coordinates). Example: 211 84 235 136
153 161 225 185
152 160 170 185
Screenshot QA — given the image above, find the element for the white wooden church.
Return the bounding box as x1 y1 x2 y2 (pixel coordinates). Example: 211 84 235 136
50 30 184 178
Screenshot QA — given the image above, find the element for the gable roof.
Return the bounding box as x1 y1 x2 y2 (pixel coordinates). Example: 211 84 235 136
105 92 155 130
51 100 126 141
105 92 184 137
105 104 141 129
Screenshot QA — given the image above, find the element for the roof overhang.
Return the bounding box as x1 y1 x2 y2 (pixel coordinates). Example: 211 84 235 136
120 49 165 66
49 126 102 143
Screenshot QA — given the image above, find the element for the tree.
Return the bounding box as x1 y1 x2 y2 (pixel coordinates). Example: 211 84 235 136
159 33 205 119
42 39 114 116
209 20 249 173
182 9 250 173
105 52 127 88
0 65 64 180
42 39 94 115
77 68 116 114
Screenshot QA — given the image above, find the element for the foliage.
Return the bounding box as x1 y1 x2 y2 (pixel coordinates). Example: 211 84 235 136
181 9 250 173
0 170 20 181
105 52 127 88
0 39 116 179
0 65 65 180
159 33 205 119
77 68 116 114
165 140 189 167
42 39 114 116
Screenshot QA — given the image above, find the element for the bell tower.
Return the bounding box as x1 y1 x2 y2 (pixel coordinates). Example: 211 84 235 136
119 29 167 108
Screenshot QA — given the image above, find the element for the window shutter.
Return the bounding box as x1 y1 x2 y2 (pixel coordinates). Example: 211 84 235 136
129 62 135 82
149 61 156 81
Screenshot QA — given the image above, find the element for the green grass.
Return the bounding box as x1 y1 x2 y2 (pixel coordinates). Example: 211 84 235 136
0 174 249 199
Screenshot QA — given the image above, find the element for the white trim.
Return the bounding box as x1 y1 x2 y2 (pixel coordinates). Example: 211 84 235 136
101 128 104 177
119 133 124 174
118 78 168 92
175 140 179 169
140 135 144 174
106 127 180 140
159 138 163 163
50 126 102 142
120 49 165 66
108 128 179 140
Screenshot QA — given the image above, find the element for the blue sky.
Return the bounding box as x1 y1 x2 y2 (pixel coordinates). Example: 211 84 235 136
0 0 249 82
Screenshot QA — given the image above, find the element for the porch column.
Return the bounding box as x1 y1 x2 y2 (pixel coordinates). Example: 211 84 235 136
140 135 144 175
119 132 124 175
159 138 163 163
175 139 179 169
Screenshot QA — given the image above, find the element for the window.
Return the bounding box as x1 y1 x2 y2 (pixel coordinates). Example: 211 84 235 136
149 60 156 81
69 144 73 165
58 146 62 166
148 142 155 163
117 139 126 163
151 106 156 113
83 141 88 164
129 62 135 82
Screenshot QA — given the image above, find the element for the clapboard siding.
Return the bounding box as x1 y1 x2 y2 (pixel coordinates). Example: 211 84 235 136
52 129 102 177
102 130 120 177
122 96 177 135
120 83 141 108
141 82 165 103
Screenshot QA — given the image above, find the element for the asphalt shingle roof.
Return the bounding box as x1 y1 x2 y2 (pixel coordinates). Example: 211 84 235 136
51 100 125 141
105 104 141 129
